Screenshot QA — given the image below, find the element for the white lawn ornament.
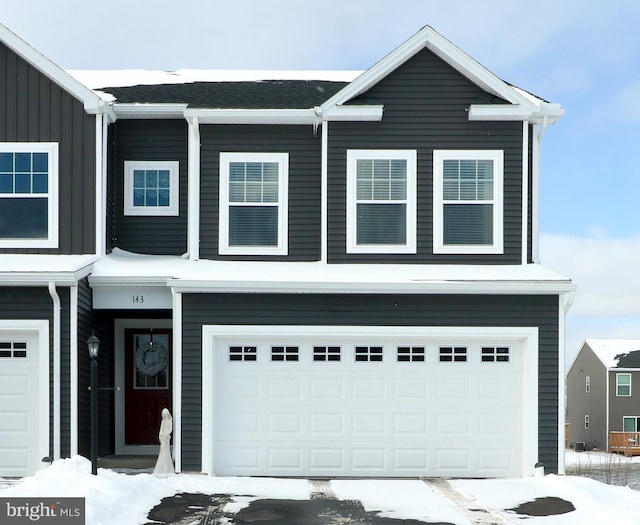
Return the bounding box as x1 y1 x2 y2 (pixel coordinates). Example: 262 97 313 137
153 408 175 475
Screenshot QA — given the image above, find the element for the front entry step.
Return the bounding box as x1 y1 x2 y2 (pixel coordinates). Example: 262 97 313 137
98 455 155 471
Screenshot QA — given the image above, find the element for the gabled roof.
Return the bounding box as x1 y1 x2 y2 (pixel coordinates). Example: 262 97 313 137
0 23 104 114
584 339 640 369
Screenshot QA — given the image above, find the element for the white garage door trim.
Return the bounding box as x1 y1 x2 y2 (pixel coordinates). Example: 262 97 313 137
201 325 538 477
0 320 49 477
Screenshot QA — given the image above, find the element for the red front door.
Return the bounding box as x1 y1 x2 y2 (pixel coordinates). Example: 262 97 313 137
124 329 172 445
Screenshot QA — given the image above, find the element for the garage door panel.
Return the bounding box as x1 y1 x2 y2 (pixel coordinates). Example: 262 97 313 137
212 335 527 477
0 374 31 396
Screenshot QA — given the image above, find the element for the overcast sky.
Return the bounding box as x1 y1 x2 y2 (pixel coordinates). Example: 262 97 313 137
4 0 640 360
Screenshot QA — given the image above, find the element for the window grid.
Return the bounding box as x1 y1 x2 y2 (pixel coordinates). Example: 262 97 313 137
481 346 510 363
313 346 341 362
0 341 28 359
617 373 631 397
132 169 171 208
271 346 299 362
0 152 49 195
397 346 425 362
439 346 467 363
355 346 383 362
229 346 257 362
124 161 179 216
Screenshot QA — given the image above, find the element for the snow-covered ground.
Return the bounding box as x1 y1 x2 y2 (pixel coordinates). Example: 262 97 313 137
3 455 640 524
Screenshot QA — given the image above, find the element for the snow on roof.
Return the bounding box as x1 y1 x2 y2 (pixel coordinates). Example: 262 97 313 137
89 249 574 294
0 254 98 284
585 338 640 369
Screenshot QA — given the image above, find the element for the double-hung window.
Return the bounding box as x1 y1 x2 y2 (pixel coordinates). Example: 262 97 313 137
0 143 58 248
219 152 288 255
124 161 179 216
346 150 416 254
433 150 503 254
617 373 631 397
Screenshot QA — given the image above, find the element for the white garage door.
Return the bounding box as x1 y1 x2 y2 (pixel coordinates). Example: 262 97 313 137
0 330 45 477
205 326 536 478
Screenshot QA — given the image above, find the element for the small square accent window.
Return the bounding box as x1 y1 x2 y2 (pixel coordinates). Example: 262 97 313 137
481 347 510 363
439 346 467 363
313 346 341 362
0 341 28 359
617 373 631 396
124 161 179 216
355 346 383 362
229 346 257 362
271 346 299 362
397 346 425 362
0 142 58 248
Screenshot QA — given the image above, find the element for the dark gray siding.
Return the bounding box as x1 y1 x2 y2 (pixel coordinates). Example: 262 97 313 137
199 125 321 261
609 370 640 435
111 120 188 255
0 43 96 254
566 344 607 449
181 293 560 473
327 48 523 264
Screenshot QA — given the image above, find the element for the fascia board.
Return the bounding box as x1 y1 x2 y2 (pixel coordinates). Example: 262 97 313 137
167 278 576 295
321 25 534 113
322 105 384 121
88 275 169 287
469 103 565 123
183 108 320 125
0 23 103 113
113 103 189 119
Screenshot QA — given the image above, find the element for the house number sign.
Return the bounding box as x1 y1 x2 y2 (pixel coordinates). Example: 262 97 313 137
92 287 172 309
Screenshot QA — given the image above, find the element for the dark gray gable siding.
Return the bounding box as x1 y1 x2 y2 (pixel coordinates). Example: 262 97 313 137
566 345 607 449
110 119 188 255
327 47 524 264
199 125 321 261
181 293 560 473
0 43 96 255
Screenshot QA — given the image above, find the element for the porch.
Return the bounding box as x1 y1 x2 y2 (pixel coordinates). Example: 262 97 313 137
609 432 640 456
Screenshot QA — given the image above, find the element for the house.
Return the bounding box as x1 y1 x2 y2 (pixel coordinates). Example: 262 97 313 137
0 22 574 479
566 339 640 452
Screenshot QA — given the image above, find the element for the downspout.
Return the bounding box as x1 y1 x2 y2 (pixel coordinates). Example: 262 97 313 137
532 115 548 263
171 288 182 472
48 282 61 460
320 118 328 263
187 117 201 260
557 289 575 475
521 120 529 265
70 285 78 456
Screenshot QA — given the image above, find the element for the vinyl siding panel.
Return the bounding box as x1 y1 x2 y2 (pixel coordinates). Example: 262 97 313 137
111 120 188 255
566 345 608 449
0 43 96 254
199 125 321 261
327 48 523 264
181 293 560 473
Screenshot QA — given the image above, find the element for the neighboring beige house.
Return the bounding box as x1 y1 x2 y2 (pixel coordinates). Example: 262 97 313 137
566 339 640 451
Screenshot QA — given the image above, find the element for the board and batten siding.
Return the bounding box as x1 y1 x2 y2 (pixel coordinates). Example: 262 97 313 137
199 124 321 261
180 293 560 473
110 119 188 255
327 47 524 264
0 43 96 255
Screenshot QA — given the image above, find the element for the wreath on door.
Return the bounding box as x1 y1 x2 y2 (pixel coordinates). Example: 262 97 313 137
135 342 168 377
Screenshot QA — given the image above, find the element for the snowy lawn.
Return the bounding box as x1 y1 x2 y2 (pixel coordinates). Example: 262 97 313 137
3 455 640 524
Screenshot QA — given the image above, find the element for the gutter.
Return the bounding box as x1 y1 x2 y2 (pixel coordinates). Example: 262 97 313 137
48 282 61 461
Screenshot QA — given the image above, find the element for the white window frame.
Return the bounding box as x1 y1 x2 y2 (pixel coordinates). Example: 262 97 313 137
616 373 632 397
623 416 640 432
124 161 179 216
433 150 503 255
0 142 58 248
219 152 288 256
346 149 417 254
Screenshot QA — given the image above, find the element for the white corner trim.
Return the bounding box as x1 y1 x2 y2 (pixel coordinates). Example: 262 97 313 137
522 121 529 265
187 117 201 260
48 282 61 460
70 285 78 457
320 121 328 263
96 113 106 257
172 290 183 473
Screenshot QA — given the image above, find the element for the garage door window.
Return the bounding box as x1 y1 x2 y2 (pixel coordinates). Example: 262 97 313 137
481 346 510 362
313 346 341 362
0 341 27 358
439 346 467 363
229 346 257 362
271 346 299 362
355 346 383 362
397 346 425 362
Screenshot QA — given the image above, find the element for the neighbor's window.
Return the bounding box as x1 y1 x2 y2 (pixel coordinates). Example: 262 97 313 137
124 161 179 216
617 373 631 396
346 150 416 254
623 416 640 432
0 143 58 248
584 415 590 429
219 153 288 255
586 376 591 393
433 150 503 254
